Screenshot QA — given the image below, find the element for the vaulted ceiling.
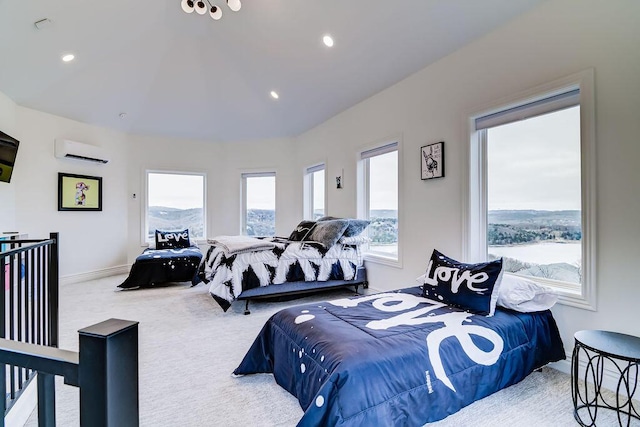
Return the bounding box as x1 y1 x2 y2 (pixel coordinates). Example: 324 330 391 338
0 0 545 141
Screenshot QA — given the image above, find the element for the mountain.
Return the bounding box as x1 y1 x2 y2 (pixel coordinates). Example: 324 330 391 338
246 209 275 236
148 206 204 238
370 209 398 219
488 210 580 226
488 210 581 245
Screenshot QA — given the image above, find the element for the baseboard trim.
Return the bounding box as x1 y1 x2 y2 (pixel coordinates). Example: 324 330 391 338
550 354 640 396
60 264 130 286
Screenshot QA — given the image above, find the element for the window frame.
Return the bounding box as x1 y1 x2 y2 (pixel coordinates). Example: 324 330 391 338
464 69 596 310
241 171 277 236
142 169 207 246
357 136 403 267
303 162 326 220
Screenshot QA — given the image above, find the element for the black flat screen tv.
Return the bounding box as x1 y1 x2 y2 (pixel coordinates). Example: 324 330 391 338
0 130 19 183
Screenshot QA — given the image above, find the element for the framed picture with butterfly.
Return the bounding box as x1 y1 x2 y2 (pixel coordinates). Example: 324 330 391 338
420 141 444 180
58 172 103 211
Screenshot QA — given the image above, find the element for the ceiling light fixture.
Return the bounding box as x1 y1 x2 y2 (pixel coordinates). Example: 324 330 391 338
180 0 241 20
62 54 75 62
323 35 334 48
270 91 279 100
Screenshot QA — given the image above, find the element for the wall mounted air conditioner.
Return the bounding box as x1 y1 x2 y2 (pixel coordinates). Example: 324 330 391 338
54 139 110 164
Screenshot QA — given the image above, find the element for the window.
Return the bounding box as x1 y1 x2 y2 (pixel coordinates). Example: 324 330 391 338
467 70 596 309
145 171 206 243
242 172 276 236
304 163 325 220
359 141 399 261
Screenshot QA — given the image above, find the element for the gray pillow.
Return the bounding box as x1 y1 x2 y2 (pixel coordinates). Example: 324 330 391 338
317 216 370 237
343 219 370 237
304 219 349 248
317 216 339 221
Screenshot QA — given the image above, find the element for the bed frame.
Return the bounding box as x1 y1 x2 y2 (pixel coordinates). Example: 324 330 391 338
236 267 367 315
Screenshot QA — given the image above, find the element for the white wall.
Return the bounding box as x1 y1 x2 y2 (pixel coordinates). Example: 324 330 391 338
12 107 130 278
294 0 640 349
219 138 299 235
125 134 223 261
125 134 296 261
0 91 17 229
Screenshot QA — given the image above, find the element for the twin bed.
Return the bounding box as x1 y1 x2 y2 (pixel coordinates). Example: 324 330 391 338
234 286 565 426
196 235 368 313
118 246 203 289
118 229 203 290
195 217 371 313
233 250 566 426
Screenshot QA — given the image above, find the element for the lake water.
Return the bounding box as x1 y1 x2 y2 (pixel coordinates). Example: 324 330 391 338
369 244 398 255
367 241 581 266
489 241 581 265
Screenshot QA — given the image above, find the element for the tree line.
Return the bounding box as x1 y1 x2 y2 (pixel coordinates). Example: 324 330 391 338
488 223 581 246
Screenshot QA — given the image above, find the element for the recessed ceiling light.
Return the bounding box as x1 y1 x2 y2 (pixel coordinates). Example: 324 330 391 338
62 54 75 62
119 112 127 119
322 35 334 48
270 91 279 99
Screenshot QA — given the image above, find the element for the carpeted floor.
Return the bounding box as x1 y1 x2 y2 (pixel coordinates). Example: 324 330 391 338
21 275 631 426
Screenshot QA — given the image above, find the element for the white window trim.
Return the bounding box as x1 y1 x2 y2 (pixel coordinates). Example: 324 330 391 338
141 169 207 246
463 69 596 310
303 162 327 220
240 170 276 236
357 135 403 268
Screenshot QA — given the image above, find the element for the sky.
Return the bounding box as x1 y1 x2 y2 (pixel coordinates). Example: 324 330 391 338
312 169 325 211
148 173 204 209
487 106 581 211
148 172 278 211
246 176 276 210
369 150 398 210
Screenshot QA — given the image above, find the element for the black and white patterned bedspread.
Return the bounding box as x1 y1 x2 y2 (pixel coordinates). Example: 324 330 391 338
196 237 362 311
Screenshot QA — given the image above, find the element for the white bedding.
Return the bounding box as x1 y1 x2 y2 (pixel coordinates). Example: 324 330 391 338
207 235 276 255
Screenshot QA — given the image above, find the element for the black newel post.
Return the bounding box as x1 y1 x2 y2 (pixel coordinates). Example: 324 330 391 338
78 319 139 427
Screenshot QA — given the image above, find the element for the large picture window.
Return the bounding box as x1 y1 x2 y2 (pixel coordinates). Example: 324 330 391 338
486 105 581 282
242 172 276 236
467 70 596 309
359 141 399 260
145 171 206 242
304 163 325 220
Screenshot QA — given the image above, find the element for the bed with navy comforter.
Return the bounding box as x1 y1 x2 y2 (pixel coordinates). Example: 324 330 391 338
233 286 565 426
118 246 203 289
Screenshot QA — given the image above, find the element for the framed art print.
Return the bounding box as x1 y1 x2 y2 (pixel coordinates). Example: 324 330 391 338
421 141 444 180
58 172 102 211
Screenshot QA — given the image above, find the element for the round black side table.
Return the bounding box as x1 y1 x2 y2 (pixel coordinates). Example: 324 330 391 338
572 330 640 426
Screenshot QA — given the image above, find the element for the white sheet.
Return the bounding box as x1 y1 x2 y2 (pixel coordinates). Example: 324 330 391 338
206 235 276 256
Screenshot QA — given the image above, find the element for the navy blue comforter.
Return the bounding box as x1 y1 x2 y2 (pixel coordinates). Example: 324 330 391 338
234 286 565 426
118 246 203 289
